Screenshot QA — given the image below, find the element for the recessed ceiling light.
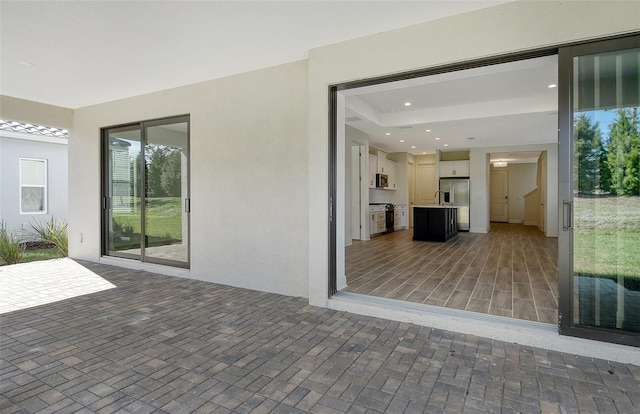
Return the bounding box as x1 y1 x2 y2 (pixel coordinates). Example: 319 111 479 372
404 102 412 106
411 146 416 149
422 152 427 155
443 144 449 147
425 129 432 132
548 84 557 88
19 61 34 67
435 137 441 141
385 132 391 136
399 139 405 143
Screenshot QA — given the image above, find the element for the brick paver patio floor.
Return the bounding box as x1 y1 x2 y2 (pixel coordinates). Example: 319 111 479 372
1 261 639 413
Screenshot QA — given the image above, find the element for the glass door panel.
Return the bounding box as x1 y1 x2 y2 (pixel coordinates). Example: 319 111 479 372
565 39 640 341
105 126 143 257
143 120 189 265
103 116 189 267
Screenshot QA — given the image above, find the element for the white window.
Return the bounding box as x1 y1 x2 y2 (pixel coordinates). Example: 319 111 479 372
20 158 47 214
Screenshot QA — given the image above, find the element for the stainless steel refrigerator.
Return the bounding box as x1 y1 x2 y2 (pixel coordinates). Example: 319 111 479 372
439 178 470 231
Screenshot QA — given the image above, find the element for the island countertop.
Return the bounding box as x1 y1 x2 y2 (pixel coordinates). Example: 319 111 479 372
413 205 458 209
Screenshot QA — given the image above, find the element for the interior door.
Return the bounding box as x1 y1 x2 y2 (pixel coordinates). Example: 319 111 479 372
559 35 640 345
490 169 508 222
416 163 436 207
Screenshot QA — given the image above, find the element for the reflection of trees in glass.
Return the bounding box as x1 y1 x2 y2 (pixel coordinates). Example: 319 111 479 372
574 114 603 195
144 144 182 197
575 107 639 196
606 108 640 196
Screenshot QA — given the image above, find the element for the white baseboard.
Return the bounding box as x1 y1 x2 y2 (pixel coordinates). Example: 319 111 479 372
509 219 524 224
469 226 489 234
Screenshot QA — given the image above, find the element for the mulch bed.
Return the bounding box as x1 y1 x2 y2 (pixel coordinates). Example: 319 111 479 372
21 241 56 251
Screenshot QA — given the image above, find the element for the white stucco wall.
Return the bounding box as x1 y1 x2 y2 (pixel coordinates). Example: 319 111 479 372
308 1 640 306
70 60 309 297
0 96 73 131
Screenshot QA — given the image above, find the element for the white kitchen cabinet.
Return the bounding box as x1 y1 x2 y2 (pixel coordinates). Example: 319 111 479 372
368 154 377 188
369 211 386 236
439 160 470 177
394 205 407 230
376 151 388 173
386 159 398 190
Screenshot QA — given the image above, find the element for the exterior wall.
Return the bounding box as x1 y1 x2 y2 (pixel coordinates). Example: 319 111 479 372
0 96 73 130
308 1 640 306
0 133 68 237
70 60 309 297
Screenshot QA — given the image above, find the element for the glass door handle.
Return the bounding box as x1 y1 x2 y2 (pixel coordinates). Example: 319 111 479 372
563 200 572 231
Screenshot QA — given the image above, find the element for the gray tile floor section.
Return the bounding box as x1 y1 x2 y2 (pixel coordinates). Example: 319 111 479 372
1 261 639 413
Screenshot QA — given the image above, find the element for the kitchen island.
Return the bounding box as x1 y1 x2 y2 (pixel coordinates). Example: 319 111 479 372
413 206 458 242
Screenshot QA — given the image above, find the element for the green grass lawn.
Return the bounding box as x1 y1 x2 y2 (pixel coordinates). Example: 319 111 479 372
574 196 640 280
21 248 64 263
112 197 183 240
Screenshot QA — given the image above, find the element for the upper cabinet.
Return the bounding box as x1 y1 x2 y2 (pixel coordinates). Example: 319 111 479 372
368 154 377 188
376 151 388 173
439 160 469 177
386 159 397 190
369 150 397 190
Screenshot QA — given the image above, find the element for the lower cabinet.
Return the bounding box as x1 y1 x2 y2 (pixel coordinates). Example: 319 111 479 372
394 206 407 230
369 211 386 236
413 207 458 242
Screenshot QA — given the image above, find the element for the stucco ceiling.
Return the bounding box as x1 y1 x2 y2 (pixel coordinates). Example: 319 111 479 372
0 0 509 109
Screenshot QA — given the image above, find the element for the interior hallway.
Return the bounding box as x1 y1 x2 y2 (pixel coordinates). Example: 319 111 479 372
345 223 558 324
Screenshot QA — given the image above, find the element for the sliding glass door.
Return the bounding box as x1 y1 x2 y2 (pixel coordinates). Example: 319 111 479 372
103 115 190 268
559 36 640 345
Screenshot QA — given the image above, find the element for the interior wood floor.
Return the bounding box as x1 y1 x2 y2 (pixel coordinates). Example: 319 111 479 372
345 223 558 324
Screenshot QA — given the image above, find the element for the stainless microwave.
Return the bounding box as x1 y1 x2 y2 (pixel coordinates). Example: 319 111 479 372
376 173 388 188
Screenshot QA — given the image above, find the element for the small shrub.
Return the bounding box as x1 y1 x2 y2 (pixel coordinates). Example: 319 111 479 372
0 222 24 265
31 217 68 257
112 218 135 236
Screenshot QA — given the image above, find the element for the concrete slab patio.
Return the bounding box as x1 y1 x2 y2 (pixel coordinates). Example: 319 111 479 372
1 261 639 413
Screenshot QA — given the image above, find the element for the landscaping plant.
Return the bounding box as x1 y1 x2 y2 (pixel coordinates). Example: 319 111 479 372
31 217 68 257
0 221 24 265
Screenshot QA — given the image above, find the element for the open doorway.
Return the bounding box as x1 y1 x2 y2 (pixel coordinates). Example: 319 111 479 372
338 54 560 324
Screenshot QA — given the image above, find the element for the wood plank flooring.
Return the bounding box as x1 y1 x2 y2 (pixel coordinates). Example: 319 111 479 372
345 223 558 324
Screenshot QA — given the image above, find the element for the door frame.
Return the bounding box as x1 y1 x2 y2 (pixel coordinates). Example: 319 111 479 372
558 34 640 345
328 32 640 344
101 114 191 269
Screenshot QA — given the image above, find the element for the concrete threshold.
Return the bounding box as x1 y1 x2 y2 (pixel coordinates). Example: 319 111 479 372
328 292 639 365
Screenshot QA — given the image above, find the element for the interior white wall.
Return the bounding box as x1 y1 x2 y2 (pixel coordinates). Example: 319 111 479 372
470 143 558 235
70 60 310 297
308 0 639 306
506 163 538 223
345 125 370 244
